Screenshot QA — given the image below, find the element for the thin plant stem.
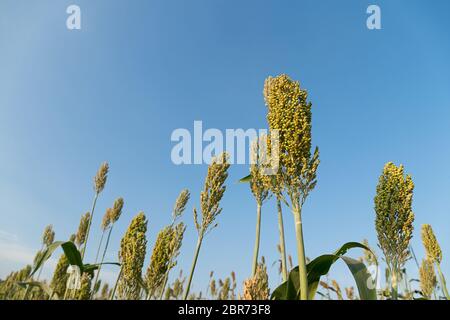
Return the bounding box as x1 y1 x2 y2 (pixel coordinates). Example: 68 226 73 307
81 192 99 261
436 262 450 299
277 198 288 282
110 266 122 300
91 225 114 299
293 201 308 300
183 235 203 300
94 229 106 264
251 202 262 277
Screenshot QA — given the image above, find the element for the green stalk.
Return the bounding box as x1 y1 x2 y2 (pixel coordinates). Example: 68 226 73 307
277 198 288 282
436 262 450 299
81 192 99 261
251 202 262 277
391 268 398 300
94 229 106 265
110 266 122 300
183 235 203 300
91 225 114 299
293 202 308 300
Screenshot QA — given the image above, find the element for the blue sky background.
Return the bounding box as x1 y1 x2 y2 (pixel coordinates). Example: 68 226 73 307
1 0 450 297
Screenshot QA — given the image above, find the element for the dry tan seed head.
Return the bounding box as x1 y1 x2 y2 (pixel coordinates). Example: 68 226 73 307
94 162 109 194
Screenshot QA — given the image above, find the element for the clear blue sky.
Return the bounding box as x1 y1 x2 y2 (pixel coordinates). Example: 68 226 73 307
1 0 450 296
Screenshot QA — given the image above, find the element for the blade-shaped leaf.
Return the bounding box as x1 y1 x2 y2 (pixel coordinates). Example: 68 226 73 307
271 241 377 300
239 174 252 183
30 241 66 277
61 241 83 270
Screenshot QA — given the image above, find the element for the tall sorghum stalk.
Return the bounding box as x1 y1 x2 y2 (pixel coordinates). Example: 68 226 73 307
276 197 288 281
249 137 269 277
81 162 109 261
374 162 414 300
421 224 449 299
264 75 320 299
183 153 230 300
91 198 123 299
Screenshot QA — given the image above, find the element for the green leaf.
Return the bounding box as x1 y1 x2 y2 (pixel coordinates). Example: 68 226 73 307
239 174 251 183
61 241 83 270
271 242 377 300
83 262 121 276
30 241 66 277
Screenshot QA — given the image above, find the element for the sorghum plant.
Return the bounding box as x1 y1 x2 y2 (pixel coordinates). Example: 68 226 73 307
264 74 320 299
183 153 230 299
115 212 147 300
249 138 269 277
81 162 109 260
145 222 186 299
421 224 449 299
92 197 124 297
374 162 414 300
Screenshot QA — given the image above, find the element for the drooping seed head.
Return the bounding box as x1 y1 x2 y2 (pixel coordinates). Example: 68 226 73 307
421 224 442 264
374 162 414 272
94 162 109 194
145 222 186 298
101 208 112 231
76 212 91 248
110 197 124 224
173 189 190 221
197 152 230 235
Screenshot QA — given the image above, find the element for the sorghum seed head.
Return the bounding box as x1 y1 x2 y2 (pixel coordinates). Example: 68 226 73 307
117 211 148 300
419 258 436 299
94 162 109 194
241 260 269 300
374 162 414 272
421 224 442 264
76 212 91 248
198 152 230 236
173 189 190 221
42 224 55 247
263 74 319 197
101 208 112 231
110 197 124 223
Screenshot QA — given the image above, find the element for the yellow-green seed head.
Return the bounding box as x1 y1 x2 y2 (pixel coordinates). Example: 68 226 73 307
117 211 148 300
421 224 442 264
419 258 436 299
374 162 414 272
196 152 230 236
263 74 319 197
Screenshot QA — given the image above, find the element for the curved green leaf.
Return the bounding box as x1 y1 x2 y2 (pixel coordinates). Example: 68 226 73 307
30 241 66 277
271 241 378 300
